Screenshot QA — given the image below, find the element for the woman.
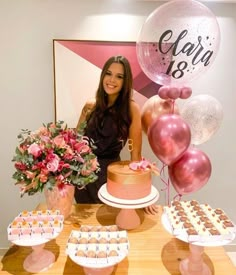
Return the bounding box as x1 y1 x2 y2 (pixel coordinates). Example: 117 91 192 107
75 55 157 214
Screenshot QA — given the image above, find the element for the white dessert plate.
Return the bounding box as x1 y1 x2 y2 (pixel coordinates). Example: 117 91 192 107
68 250 128 269
67 227 129 269
161 213 236 247
8 210 64 247
11 232 60 247
98 184 159 208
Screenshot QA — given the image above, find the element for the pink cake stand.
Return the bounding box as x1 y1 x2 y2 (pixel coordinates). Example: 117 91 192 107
179 243 211 275
161 213 236 275
98 184 159 230
12 235 59 273
83 265 115 275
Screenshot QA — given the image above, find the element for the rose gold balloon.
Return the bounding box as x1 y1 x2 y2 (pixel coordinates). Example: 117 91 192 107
141 96 179 134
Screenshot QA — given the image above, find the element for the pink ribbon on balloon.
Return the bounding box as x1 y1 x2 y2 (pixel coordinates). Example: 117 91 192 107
159 163 171 206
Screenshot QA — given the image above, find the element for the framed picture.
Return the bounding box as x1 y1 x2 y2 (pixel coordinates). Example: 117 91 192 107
53 39 161 128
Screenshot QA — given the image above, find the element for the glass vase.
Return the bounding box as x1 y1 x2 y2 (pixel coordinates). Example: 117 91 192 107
44 184 75 220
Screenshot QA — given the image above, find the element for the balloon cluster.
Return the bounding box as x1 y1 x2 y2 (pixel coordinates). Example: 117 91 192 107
137 0 222 200
142 94 223 197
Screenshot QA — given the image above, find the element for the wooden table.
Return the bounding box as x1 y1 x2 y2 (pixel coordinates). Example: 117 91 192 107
1 204 236 274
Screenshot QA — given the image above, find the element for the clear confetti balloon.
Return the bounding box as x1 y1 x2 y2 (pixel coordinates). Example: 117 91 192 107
136 0 221 86
180 94 223 145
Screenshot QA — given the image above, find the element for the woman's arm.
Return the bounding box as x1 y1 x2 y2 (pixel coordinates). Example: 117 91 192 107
129 101 142 161
129 101 158 215
76 98 96 130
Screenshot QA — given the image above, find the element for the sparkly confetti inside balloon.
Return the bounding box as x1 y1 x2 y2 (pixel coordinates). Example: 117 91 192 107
136 0 221 86
180 94 223 145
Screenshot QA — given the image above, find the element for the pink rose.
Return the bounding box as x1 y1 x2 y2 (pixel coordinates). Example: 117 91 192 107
46 154 60 172
53 135 66 148
74 142 91 154
80 145 91 154
28 143 42 157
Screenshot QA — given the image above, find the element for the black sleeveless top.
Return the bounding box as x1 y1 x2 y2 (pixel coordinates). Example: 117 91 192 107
85 106 128 159
74 106 129 203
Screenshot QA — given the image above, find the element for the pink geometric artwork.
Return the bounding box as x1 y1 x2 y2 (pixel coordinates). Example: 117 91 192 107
53 40 160 127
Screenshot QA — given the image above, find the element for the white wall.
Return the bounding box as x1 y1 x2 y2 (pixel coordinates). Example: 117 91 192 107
0 0 235 248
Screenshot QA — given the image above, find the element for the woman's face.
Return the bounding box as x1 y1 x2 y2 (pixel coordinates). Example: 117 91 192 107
103 63 124 97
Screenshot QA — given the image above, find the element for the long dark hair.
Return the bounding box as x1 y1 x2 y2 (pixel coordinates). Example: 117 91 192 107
87 55 133 139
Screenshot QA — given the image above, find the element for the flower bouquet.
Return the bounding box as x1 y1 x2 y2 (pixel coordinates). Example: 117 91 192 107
12 121 100 197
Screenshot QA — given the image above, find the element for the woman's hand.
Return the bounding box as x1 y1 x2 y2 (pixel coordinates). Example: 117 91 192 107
144 204 158 215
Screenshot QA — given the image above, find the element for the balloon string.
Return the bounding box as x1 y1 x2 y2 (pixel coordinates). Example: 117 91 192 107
171 99 175 114
160 163 167 178
173 193 182 201
159 162 170 205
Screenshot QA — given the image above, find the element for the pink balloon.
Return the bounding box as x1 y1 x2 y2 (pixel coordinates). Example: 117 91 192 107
147 114 191 165
167 87 181 100
180 87 192 99
168 147 212 195
158 86 170 99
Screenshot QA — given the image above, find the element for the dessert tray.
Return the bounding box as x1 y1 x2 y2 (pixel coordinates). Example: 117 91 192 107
162 200 236 247
7 209 64 273
162 200 236 275
7 210 64 246
8 209 64 244
66 225 129 270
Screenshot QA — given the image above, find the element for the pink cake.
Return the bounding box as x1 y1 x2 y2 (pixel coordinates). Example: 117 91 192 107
106 161 152 200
